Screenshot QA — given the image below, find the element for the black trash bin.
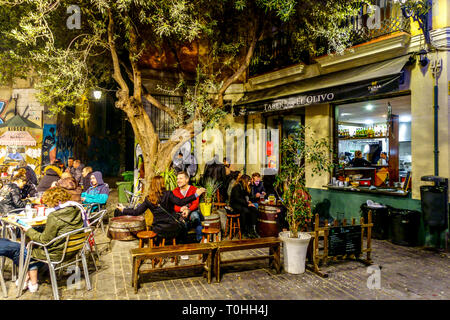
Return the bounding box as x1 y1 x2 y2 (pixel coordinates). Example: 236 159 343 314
420 175 449 249
360 203 389 240
420 176 448 228
388 208 421 246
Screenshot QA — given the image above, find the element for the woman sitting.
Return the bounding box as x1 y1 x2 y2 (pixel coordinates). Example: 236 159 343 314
0 187 85 292
0 174 28 214
115 176 205 243
36 165 62 193
54 172 82 203
229 174 260 239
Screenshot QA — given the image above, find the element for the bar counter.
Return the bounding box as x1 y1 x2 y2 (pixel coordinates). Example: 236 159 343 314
324 184 409 197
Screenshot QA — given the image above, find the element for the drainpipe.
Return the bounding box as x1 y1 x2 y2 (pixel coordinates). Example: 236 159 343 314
430 58 442 176
433 83 438 176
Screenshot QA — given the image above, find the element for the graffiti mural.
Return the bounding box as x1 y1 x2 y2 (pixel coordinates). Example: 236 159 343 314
56 135 74 167
0 100 8 124
41 124 57 167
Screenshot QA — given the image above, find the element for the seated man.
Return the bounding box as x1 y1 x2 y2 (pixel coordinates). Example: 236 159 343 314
72 160 85 184
250 172 266 208
0 187 84 293
81 171 109 207
172 171 202 242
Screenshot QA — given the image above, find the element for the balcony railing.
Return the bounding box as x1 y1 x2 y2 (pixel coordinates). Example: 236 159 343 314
249 0 412 77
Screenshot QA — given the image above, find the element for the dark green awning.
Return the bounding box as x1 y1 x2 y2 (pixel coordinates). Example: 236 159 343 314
236 55 411 109
0 114 41 129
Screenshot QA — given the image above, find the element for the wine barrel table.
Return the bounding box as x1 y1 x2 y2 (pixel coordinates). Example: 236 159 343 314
257 203 280 237
202 213 221 240
108 215 145 241
202 213 221 230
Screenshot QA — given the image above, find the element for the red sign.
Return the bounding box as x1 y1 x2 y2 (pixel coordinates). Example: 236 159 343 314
266 141 273 156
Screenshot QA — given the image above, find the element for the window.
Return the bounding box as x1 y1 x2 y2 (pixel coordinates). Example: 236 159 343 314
334 95 411 189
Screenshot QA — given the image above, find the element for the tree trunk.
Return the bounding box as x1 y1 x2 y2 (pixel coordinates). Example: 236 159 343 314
120 99 193 195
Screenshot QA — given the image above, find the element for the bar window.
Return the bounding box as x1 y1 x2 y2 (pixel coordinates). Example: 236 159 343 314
332 95 411 192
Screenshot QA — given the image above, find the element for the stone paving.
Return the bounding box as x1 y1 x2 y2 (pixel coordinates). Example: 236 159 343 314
1 187 449 300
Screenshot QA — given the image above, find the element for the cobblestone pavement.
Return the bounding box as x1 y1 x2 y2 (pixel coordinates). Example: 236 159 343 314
1 187 449 300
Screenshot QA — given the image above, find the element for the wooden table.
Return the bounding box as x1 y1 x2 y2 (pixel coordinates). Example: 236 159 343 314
0 211 47 297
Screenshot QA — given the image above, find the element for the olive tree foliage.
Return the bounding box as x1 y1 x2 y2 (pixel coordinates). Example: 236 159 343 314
0 0 363 187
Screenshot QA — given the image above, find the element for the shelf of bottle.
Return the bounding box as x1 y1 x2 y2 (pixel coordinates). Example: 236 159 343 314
338 136 388 140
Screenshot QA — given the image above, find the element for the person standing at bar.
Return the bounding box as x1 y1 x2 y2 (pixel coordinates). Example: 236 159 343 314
351 150 371 167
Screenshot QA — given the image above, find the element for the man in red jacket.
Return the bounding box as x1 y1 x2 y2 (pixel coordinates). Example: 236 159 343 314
172 171 203 242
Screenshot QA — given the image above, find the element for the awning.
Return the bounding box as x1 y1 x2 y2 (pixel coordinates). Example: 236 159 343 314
0 114 41 129
236 55 411 113
0 130 37 146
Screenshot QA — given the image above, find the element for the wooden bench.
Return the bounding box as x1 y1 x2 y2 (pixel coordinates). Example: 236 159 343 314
130 242 215 293
214 237 282 282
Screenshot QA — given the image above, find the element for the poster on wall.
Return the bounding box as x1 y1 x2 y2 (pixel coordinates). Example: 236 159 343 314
41 124 57 167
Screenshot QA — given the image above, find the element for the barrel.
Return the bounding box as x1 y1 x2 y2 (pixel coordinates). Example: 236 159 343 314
108 215 145 241
202 213 221 231
257 204 279 237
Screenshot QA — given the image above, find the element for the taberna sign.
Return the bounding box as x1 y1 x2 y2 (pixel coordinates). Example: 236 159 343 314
238 74 401 115
263 93 335 112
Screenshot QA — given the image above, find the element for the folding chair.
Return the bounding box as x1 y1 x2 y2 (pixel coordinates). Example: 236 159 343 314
84 203 106 233
0 208 30 285
85 209 109 270
17 226 93 300
124 190 144 209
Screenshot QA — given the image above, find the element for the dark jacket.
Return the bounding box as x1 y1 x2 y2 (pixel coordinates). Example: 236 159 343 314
73 164 84 184
0 183 27 214
26 206 84 261
56 178 82 203
20 182 37 199
121 191 198 238
37 166 62 193
19 166 38 186
81 171 109 205
352 157 372 167
203 163 226 183
80 172 93 192
221 170 240 202
251 181 266 201
230 184 250 211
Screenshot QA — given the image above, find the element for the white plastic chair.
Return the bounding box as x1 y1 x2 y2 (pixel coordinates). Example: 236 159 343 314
17 226 93 300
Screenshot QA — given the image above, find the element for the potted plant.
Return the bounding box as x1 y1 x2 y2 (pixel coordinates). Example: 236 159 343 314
160 168 177 191
275 124 333 274
200 177 221 217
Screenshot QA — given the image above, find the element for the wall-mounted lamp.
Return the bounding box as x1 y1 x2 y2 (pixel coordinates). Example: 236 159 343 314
418 49 428 67
93 90 102 100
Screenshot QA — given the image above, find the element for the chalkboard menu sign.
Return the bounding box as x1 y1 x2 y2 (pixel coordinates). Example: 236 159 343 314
328 225 362 256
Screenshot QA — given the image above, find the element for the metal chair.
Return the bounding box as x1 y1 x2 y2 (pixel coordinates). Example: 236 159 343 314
0 208 30 285
17 226 93 300
84 203 106 233
124 190 144 209
85 209 109 269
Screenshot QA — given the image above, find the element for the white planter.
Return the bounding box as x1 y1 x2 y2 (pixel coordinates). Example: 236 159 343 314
279 231 312 274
